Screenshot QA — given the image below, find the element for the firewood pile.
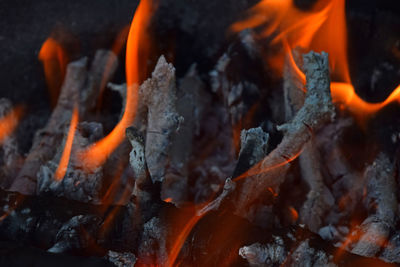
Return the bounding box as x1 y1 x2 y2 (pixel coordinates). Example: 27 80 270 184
1 0 400 266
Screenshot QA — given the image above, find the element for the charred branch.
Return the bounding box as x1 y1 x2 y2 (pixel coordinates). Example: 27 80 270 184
351 153 398 257
231 51 335 216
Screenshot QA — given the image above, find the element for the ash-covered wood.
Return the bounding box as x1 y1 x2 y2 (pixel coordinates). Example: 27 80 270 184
0 98 21 188
231 51 335 216
10 58 87 195
282 49 335 232
11 50 119 196
140 56 181 185
37 122 104 203
351 153 398 257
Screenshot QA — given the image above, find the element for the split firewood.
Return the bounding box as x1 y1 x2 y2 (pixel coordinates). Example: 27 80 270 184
350 153 398 257
0 98 21 188
231 51 335 216
283 48 335 232
11 57 87 195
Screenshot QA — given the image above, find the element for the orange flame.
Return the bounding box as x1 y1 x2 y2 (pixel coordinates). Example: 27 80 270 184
54 106 79 181
167 212 202 267
78 0 155 172
0 106 23 145
38 37 69 108
289 206 298 222
232 0 400 123
234 146 303 182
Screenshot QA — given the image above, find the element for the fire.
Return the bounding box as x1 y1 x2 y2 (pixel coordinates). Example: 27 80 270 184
231 0 400 123
54 106 79 181
38 37 68 108
0 106 23 145
234 147 303 182
78 0 155 172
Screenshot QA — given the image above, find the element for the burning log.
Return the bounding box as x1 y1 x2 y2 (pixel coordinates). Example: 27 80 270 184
11 49 119 195
350 153 398 257
230 51 335 217
10 57 87 195
36 121 104 203
0 98 22 188
283 48 335 232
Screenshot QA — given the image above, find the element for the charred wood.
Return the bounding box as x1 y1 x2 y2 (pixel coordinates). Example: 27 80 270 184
351 153 398 257
11 58 87 195
231 51 335 216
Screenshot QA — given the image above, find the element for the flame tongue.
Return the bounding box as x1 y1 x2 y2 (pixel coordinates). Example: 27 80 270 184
232 0 400 123
54 106 79 181
78 0 155 172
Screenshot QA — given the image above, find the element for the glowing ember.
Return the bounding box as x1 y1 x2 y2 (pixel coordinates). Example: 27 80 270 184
38 37 68 108
78 0 155 172
54 106 79 181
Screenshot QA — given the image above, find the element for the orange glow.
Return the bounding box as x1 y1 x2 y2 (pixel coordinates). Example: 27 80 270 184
289 206 298 222
0 106 23 145
164 197 173 203
54 106 79 181
78 0 155 172
38 37 69 108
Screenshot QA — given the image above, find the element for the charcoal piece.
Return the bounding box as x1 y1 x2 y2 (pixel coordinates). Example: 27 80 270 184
231 51 335 216
140 56 181 184
48 215 102 253
239 238 286 266
126 126 152 205
381 232 400 263
0 98 21 188
137 217 168 266
37 122 104 203
106 250 136 267
11 57 88 195
351 153 398 257
285 239 337 267
233 127 269 178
